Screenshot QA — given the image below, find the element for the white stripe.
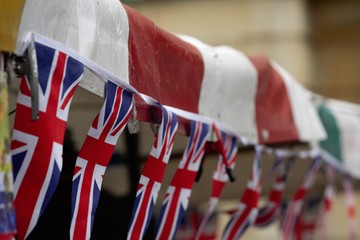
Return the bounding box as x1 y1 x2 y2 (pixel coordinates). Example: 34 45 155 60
271 61 326 142
168 188 191 240
70 157 88 240
156 186 174 240
57 55 84 121
180 34 259 143
273 182 285 191
16 0 130 85
106 94 133 145
188 131 209 171
86 164 106 240
127 175 149 240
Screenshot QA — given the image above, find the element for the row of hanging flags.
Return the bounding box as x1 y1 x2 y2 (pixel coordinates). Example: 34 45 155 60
1 0 359 239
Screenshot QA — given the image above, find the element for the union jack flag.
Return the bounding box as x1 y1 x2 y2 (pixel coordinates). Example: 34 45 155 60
70 81 133 240
11 42 84 239
343 174 357 240
155 121 210 240
254 156 289 227
127 107 178 240
281 156 322 240
195 131 238 240
319 165 336 240
222 146 263 240
293 197 322 240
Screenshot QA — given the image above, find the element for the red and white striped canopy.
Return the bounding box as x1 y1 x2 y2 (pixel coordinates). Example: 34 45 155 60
16 0 326 144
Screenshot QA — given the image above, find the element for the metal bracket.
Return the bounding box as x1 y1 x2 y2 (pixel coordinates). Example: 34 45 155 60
127 102 140 134
12 36 39 121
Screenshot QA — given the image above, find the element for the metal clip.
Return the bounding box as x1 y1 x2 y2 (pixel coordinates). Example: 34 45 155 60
212 123 236 182
127 102 140 134
12 35 39 121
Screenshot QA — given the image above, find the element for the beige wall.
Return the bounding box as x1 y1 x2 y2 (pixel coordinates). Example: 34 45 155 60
129 0 313 86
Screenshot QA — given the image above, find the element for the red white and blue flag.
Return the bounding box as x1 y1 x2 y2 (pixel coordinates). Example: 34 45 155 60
292 197 322 240
281 156 322 240
127 107 178 240
254 155 289 227
155 121 210 240
222 146 263 240
195 131 238 240
11 42 84 239
70 81 133 240
319 165 336 240
343 174 357 240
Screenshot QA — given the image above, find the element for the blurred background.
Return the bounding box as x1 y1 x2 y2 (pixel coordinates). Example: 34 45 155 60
7 0 360 239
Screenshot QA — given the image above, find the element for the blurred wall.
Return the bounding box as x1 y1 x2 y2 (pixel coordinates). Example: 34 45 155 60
307 0 360 103
128 0 313 86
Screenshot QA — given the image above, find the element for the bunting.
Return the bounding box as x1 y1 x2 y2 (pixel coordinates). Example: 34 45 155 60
195 131 238 240
7 1 360 239
343 175 357 240
319 165 336 240
127 107 178 240
254 155 290 227
222 146 263 240
293 197 322 240
281 156 322 240
155 121 210 240
11 42 84 239
70 81 133 240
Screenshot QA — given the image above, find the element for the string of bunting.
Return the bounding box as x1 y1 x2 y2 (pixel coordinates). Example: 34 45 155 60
8 31 359 240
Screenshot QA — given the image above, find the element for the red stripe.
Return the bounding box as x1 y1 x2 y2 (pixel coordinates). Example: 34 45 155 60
211 180 226 198
111 90 130 136
19 76 31 96
141 156 168 183
269 189 283 204
73 166 82 176
124 5 204 113
10 140 27 149
255 207 276 225
171 168 197 189
131 181 155 239
241 188 260 208
92 115 99 129
99 87 122 141
348 206 356 219
47 52 66 116
78 136 115 166
60 82 79 110
293 188 306 201
158 189 181 239
227 207 252 240
73 162 95 240
324 198 332 211
248 55 299 144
